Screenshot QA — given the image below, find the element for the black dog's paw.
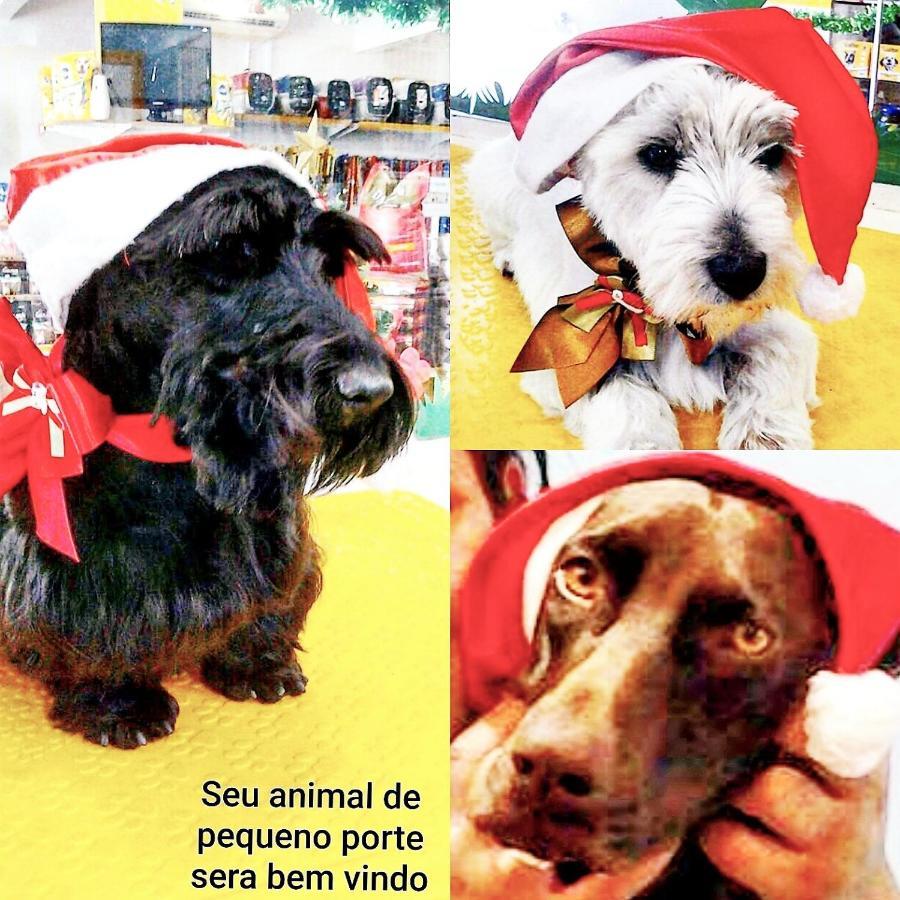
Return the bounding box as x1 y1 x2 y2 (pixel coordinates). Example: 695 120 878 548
50 682 179 750
202 655 308 704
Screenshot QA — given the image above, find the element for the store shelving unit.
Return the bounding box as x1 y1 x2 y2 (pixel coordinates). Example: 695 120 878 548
830 0 900 184
831 0 899 108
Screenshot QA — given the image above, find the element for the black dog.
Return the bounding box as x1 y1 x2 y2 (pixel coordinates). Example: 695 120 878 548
0 166 414 748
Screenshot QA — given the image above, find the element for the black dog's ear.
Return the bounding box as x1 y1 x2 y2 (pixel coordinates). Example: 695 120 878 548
303 210 390 278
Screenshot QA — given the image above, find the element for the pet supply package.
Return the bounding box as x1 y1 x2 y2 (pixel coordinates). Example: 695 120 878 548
51 52 97 122
358 162 431 276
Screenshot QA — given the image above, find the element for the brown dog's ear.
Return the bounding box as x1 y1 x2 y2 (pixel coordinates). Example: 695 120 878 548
303 210 391 277
879 631 900 678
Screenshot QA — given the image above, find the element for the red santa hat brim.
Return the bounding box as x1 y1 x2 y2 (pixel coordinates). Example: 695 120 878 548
458 453 900 774
7 134 316 331
510 8 877 294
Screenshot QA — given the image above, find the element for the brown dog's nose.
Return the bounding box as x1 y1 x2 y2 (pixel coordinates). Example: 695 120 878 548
511 751 594 798
336 365 394 421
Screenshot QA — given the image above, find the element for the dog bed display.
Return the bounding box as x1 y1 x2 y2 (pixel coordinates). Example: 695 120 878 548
451 143 900 450
0 490 449 899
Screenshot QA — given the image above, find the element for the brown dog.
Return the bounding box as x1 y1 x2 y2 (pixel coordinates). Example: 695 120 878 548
469 479 833 886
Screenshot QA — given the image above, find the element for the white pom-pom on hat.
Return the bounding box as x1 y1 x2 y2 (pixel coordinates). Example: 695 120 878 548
804 669 900 779
798 262 866 324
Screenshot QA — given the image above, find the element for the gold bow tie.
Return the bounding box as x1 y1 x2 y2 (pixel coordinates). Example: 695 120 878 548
511 197 713 408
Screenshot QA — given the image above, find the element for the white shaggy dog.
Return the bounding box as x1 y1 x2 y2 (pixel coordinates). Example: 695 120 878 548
469 63 821 451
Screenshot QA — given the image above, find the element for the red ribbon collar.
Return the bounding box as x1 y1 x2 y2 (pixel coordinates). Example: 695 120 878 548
0 298 191 562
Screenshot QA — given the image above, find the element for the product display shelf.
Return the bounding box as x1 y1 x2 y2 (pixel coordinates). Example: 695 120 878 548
831 1 900 185
39 117 450 162
235 113 448 134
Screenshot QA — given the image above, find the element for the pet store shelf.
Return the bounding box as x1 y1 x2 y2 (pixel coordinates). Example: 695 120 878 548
39 117 450 161
234 113 448 134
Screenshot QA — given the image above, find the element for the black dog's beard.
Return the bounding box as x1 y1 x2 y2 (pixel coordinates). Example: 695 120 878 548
157 321 414 513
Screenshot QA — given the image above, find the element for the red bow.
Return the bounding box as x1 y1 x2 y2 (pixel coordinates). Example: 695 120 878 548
0 299 191 562
571 275 654 346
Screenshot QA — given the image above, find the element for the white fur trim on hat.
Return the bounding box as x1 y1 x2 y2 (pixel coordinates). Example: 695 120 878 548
514 52 709 194
521 496 606 640
804 669 900 779
8 145 315 331
798 262 865 323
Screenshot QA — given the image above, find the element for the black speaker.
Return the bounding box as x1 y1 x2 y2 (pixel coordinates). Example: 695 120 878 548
276 75 316 115
247 72 275 113
352 76 393 121
325 79 352 119
405 81 433 124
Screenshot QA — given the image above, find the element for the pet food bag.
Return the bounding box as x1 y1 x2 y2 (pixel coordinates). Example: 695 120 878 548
838 40 872 79
358 162 430 276
208 74 234 127
879 45 900 83
51 52 97 122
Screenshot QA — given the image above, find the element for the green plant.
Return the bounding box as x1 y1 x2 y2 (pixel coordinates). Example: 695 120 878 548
677 1 765 11
267 0 449 27
794 3 900 34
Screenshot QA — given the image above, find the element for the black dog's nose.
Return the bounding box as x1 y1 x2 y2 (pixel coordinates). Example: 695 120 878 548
336 366 394 421
706 250 767 300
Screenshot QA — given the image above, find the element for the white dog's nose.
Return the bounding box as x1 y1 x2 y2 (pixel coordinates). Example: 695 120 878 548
706 250 767 300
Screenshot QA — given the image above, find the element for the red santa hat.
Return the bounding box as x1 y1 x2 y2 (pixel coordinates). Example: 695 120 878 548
509 8 878 323
458 453 900 779
6 133 317 332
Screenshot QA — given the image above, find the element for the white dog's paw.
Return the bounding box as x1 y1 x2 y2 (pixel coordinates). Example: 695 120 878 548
492 247 514 278
566 378 683 450
719 405 814 450
519 371 565 418
579 431 683 451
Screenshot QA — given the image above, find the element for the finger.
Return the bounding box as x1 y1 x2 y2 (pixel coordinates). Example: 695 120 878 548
726 764 851 849
451 818 554 899
699 819 818 899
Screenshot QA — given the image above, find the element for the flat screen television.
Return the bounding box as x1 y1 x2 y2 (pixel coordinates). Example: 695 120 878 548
101 23 211 120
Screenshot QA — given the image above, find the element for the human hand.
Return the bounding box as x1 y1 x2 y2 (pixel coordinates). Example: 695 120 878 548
451 699 678 899
699 707 899 900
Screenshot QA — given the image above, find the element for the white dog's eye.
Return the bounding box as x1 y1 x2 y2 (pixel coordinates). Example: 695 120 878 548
755 144 786 171
637 142 680 177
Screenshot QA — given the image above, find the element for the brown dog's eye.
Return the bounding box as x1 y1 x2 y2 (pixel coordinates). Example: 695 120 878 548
732 620 772 656
555 556 602 608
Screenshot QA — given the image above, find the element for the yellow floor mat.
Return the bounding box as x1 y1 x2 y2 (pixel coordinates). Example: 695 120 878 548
0 491 449 899
451 143 900 450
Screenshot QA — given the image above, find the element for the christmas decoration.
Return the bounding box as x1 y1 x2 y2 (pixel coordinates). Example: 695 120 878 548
677 0 763 10
795 3 900 35
267 0 448 27
292 112 330 180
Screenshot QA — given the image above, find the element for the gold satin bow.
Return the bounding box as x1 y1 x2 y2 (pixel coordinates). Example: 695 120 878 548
510 197 713 408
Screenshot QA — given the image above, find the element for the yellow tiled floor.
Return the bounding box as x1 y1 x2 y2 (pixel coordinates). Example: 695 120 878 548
0 491 449 899
451 144 900 450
